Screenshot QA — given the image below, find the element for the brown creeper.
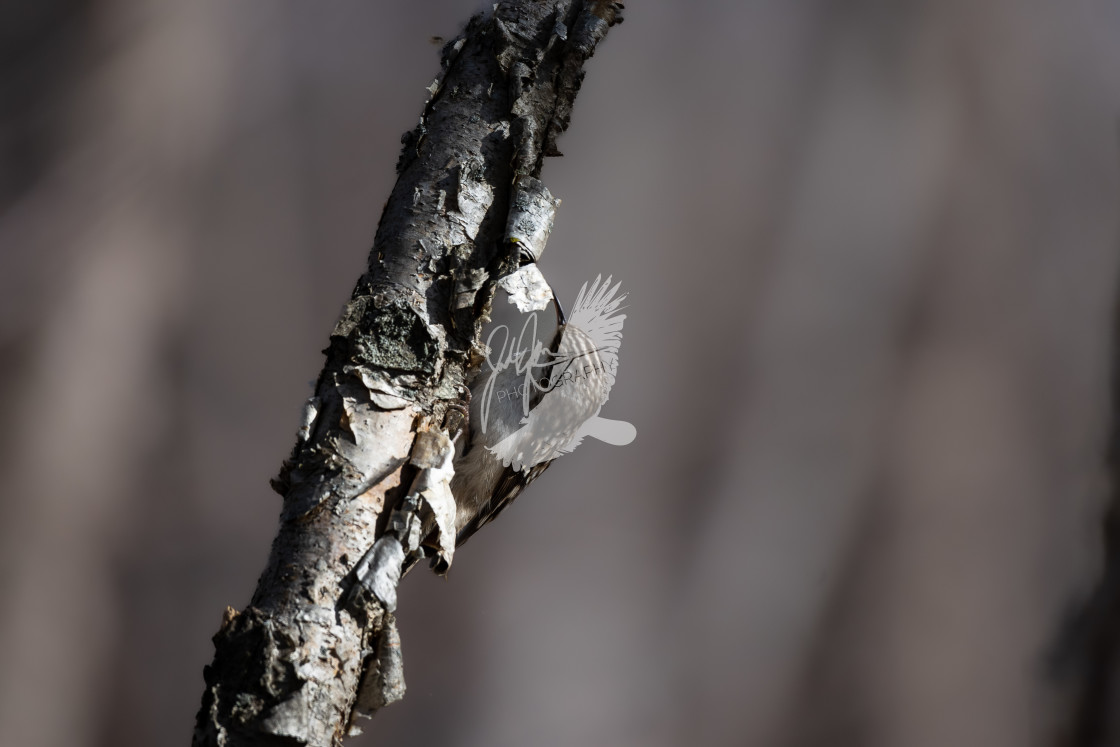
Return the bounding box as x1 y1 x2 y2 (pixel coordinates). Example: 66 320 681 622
451 271 633 545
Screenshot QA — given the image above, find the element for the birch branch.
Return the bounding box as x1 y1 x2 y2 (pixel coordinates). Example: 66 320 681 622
191 2 623 744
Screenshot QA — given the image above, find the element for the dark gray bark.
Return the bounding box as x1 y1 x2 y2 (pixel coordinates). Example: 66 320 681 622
191 2 622 745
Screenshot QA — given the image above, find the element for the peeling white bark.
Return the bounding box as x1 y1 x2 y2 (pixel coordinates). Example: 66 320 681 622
192 2 623 745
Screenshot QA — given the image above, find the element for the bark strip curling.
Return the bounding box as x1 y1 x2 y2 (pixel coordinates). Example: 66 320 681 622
192 2 623 745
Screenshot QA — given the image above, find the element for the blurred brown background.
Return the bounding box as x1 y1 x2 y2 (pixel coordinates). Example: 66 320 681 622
2 1 1120 745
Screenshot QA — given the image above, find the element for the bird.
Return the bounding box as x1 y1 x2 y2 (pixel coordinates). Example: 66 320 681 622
450 274 633 546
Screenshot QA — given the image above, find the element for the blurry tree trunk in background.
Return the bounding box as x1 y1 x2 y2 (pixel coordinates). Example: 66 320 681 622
1049 223 1120 746
188 2 621 745
674 3 1118 746
0 2 205 746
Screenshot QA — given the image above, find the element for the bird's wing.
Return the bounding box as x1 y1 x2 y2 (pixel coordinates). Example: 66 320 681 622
454 280 630 546
487 317 620 470
487 393 596 470
454 460 551 547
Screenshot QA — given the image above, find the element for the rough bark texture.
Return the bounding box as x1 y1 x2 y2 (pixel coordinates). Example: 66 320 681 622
191 2 622 745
